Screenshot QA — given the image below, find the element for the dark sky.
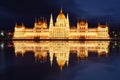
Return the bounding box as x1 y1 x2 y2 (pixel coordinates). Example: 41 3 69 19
0 0 120 30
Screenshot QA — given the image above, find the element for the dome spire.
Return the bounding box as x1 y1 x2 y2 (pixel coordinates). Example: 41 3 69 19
60 7 63 13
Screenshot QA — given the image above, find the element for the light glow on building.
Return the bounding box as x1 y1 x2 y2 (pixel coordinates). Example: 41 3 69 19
13 9 109 39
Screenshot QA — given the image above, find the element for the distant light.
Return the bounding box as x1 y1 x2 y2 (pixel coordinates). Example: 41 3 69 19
0 43 4 49
8 32 12 35
1 31 4 36
113 46 115 48
115 42 117 46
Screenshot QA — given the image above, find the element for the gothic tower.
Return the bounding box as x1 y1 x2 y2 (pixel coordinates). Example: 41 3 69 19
49 14 53 29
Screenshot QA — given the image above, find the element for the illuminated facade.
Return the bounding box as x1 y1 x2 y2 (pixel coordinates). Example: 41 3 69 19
14 41 110 70
13 9 109 39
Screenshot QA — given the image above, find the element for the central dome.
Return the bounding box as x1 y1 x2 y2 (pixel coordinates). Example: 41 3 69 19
57 8 66 19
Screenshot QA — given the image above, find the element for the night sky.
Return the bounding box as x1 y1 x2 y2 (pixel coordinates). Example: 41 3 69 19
0 0 120 30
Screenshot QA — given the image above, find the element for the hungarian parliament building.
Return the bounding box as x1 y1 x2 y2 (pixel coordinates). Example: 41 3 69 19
13 9 109 39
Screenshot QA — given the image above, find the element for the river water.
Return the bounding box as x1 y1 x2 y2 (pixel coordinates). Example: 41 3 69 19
0 41 120 80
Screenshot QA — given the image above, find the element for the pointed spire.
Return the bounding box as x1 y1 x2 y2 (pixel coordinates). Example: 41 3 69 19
67 13 69 22
22 22 24 27
66 61 69 67
67 13 69 20
77 18 80 29
22 52 24 57
49 52 53 67
66 13 70 28
60 8 63 13
50 14 53 22
49 13 53 28
15 23 17 27
43 17 45 22
60 66 63 71
50 59 53 67
98 22 100 26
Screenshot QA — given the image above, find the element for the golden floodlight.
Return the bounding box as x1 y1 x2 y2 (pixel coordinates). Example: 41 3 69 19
13 8 109 39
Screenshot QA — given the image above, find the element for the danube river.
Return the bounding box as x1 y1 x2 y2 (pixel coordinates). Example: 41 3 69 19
0 41 120 80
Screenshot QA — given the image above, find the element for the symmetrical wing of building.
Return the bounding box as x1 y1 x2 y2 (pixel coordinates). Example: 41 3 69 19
13 9 109 39
14 41 110 70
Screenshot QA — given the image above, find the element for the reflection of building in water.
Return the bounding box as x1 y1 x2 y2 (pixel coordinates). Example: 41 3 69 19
49 42 70 70
14 41 110 70
13 8 109 39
